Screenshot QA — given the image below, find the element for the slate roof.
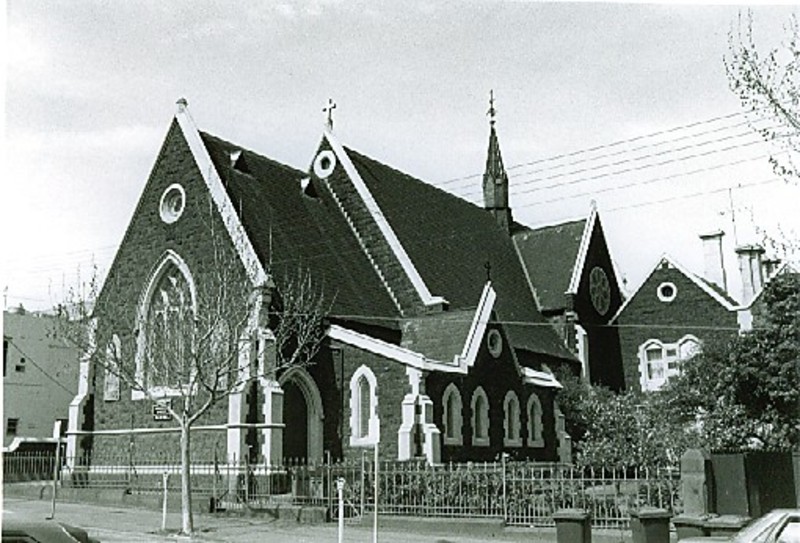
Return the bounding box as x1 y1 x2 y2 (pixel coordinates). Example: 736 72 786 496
400 310 476 363
345 148 577 362
197 129 575 364
200 132 400 327
512 219 587 313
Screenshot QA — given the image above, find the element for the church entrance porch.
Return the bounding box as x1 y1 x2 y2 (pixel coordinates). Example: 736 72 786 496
278 367 324 465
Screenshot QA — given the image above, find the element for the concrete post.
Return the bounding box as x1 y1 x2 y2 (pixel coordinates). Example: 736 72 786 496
630 508 671 543
674 448 714 539
553 508 591 543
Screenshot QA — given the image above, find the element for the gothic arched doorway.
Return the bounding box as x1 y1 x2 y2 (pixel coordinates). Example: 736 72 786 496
279 367 324 464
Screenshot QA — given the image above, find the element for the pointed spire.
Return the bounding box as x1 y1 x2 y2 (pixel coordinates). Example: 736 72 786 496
482 90 512 233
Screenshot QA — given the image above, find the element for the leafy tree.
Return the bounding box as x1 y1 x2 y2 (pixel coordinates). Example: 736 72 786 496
663 273 800 450
725 11 799 182
556 370 692 469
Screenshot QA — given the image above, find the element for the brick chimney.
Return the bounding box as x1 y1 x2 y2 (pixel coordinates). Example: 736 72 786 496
762 257 781 280
699 230 727 293
735 244 765 305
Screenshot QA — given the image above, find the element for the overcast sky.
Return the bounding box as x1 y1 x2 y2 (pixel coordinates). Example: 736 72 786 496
3 1 799 312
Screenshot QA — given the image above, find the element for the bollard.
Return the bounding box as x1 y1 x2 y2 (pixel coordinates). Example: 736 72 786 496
553 508 591 543
337 478 345 543
630 508 671 543
704 515 750 537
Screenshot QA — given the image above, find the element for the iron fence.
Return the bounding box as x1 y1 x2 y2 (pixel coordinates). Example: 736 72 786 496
3 452 680 528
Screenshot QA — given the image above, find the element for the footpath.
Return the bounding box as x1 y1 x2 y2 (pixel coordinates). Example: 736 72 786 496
2 488 646 542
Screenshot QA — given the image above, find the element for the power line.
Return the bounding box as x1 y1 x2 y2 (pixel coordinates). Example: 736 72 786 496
437 109 753 187
6 338 77 396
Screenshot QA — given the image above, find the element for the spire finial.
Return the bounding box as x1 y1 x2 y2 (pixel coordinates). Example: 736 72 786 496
487 90 497 126
323 98 337 131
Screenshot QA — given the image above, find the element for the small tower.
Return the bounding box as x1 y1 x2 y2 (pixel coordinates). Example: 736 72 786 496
482 90 512 233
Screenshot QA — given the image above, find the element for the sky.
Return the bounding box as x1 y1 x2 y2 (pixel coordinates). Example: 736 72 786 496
2 1 799 312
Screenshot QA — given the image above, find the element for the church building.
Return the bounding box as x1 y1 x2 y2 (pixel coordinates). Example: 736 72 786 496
67 97 624 468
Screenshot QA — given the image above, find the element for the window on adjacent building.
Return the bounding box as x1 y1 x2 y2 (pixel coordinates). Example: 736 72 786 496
503 391 522 447
6 418 19 436
639 335 701 391
442 383 463 446
349 365 378 446
527 393 544 447
471 386 490 447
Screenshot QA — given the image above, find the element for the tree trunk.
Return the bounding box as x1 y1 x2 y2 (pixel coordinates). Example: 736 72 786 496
180 422 194 535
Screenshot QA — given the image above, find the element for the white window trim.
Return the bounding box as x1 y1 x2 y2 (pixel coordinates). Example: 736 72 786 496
503 391 522 447
656 281 677 302
132 251 198 401
471 386 490 447
527 393 544 448
349 365 379 447
442 383 463 446
638 335 701 392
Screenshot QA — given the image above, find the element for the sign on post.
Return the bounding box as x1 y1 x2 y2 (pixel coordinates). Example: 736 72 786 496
153 399 172 421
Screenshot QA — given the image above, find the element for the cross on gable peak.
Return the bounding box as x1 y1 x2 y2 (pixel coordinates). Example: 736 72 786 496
323 98 337 131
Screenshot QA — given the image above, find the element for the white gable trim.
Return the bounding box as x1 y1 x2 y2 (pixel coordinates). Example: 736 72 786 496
322 129 447 309
511 238 544 311
452 282 496 368
329 283 496 374
175 101 267 286
610 253 738 323
566 203 598 295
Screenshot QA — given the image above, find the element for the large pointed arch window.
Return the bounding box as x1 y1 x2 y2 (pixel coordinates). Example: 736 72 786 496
134 251 197 400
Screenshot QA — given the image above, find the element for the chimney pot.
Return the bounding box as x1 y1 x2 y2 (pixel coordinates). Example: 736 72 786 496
699 230 727 293
735 244 765 305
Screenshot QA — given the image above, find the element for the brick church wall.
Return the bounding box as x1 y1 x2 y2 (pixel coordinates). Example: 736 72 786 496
88 120 251 459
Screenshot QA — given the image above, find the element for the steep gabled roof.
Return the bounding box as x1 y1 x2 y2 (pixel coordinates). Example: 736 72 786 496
343 147 577 362
512 218 586 313
610 253 739 323
199 132 401 326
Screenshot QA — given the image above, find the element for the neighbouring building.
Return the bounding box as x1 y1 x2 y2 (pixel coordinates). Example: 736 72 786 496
3 306 78 450
611 230 788 392
68 97 628 468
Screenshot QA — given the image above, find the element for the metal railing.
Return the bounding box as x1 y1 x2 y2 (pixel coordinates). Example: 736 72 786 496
3 452 680 528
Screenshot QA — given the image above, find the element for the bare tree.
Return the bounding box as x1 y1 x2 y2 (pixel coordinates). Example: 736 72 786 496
725 11 800 182
57 210 330 535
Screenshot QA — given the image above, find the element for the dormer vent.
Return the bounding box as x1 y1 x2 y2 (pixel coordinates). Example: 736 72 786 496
229 149 251 175
300 177 318 198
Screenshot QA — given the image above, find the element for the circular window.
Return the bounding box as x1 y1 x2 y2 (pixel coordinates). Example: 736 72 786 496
313 150 337 179
657 282 677 302
159 184 186 224
487 329 503 358
589 266 611 316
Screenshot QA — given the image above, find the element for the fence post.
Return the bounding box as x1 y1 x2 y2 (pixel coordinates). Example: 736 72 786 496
48 421 63 519
161 472 169 531
373 442 379 543
502 453 508 522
